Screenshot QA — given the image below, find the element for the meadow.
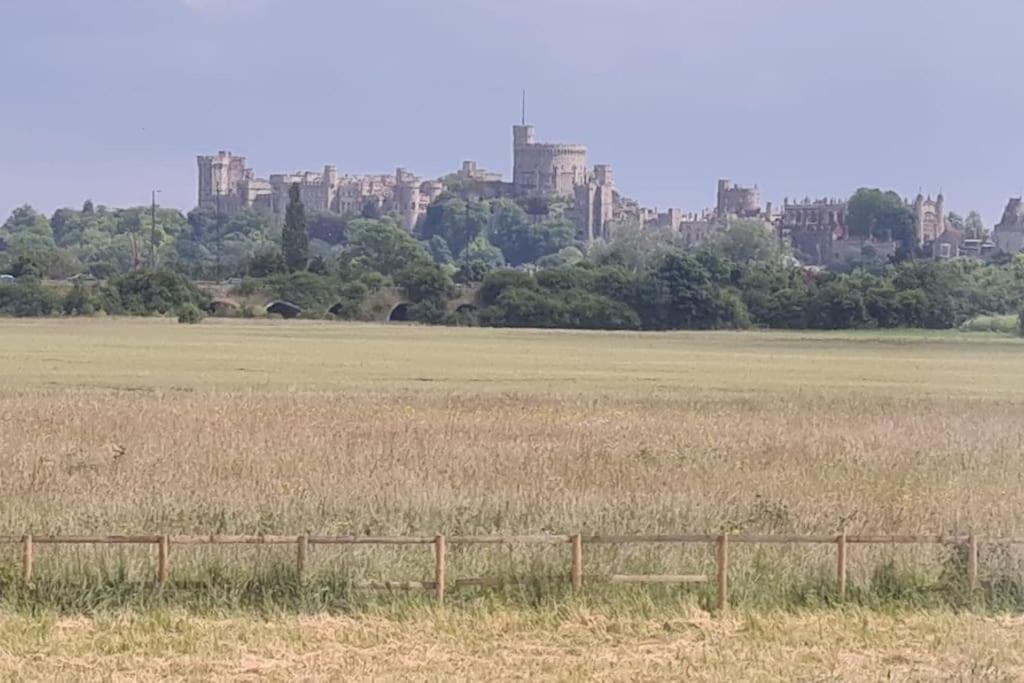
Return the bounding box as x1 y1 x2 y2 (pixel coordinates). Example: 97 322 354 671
2 318 1024 678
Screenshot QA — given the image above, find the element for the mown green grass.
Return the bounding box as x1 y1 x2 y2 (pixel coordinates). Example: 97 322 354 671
1 317 1023 398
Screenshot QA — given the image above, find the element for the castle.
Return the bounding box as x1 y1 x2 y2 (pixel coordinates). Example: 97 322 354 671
198 123 622 241
198 121 1021 263
197 152 445 232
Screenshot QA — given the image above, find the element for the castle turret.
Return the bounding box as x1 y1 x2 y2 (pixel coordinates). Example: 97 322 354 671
513 125 535 148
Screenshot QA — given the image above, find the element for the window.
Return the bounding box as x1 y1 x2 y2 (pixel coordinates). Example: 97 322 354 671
939 243 952 258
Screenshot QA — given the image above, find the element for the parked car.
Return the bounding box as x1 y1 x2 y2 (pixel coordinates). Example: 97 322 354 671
0 274 15 284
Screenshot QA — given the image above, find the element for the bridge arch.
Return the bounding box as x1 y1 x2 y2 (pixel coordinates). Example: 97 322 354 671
388 302 412 323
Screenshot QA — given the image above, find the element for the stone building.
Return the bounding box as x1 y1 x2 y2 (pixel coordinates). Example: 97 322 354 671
646 208 719 247
196 151 260 215
456 160 503 184
512 125 589 198
716 179 762 219
913 193 946 244
197 152 444 231
574 164 616 241
779 197 848 265
993 197 1024 255
198 121 627 243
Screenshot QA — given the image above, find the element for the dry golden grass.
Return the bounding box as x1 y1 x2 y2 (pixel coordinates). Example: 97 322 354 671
1 608 1022 681
3 318 1023 542
3 318 1024 677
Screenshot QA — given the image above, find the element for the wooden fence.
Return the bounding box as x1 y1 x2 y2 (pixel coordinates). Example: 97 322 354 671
4 531 1001 608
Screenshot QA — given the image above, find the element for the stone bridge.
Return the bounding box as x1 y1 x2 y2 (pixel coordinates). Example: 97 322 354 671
378 284 479 323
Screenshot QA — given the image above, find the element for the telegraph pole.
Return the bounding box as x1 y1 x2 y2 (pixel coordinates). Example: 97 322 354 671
150 189 161 269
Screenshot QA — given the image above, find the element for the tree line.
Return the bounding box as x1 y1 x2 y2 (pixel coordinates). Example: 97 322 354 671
1 183 1021 331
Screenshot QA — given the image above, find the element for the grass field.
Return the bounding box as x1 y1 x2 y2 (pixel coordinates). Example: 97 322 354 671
2 318 1024 679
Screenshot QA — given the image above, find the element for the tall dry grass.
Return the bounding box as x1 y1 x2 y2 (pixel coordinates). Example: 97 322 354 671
1 319 1023 610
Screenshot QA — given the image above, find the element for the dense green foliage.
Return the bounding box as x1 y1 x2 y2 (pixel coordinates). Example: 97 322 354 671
847 188 917 247
476 254 1024 331
99 270 210 316
282 183 310 272
3 188 1023 330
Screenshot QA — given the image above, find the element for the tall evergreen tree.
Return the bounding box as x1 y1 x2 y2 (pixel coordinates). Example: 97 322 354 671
282 183 309 272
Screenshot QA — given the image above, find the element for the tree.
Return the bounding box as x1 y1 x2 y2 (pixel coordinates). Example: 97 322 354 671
423 235 454 265
282 183 310 272
308 212 348 245
847 188 917 246
99 270 209 315
964 211 986 240
395 261 456 323
706 218 786 264
418 195 489 256
345 218 431 276
589 219 686 273
247 246 287 277
947 212 965 232
458 235 505 269
3 205 52 239
490 208 576 266
637 251 747 330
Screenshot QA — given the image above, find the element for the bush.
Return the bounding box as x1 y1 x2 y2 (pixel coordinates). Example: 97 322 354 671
62 282 96 316
0 281 62 317
100 270 209 316
176 303 205 324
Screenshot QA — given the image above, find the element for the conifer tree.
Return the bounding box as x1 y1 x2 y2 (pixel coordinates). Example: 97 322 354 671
282 183 309 272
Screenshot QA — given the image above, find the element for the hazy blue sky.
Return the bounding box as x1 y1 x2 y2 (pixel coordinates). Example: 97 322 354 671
2 0 1021 223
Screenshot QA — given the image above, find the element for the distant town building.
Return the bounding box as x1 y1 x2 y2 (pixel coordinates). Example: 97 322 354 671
993 198 1024 255
913 193 946 244
197 152 444 231
778 197 848 265
716 179 763 219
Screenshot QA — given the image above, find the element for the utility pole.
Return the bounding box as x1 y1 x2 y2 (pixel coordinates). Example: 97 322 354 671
150 190 161 269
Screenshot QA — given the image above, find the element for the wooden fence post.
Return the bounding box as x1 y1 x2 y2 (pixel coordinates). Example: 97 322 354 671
716 533 729 612
837 530 848 601
297 534 309 581
434 535 446 606
967 533 978 591
157 535 170 589
22 534 33 584
570 534 583 594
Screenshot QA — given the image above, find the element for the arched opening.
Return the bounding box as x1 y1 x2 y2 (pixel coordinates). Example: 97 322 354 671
388 302 411 323
266 301 303 319
208 299 239 317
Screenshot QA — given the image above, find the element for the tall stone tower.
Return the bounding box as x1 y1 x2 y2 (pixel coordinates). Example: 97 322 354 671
913 193 946 244
197 151 249 213
512 124 587 197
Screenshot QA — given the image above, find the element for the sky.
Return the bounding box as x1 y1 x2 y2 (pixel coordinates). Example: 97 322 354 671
1 0 1022 224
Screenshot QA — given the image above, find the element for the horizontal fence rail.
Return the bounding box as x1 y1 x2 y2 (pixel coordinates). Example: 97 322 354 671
5 531 996 608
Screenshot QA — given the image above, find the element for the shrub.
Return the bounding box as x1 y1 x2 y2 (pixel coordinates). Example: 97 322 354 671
100 270 209 316
0 281 62 317
176 303 205 324
62 282 96 316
